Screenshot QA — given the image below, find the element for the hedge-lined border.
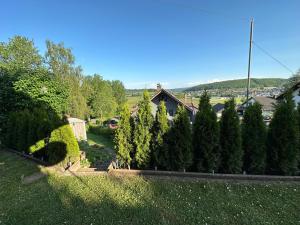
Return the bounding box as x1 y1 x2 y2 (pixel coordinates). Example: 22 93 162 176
108 169 300 182
2 148 300 182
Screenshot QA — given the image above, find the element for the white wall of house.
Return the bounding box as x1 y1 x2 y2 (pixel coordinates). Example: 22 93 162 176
292 88 300 106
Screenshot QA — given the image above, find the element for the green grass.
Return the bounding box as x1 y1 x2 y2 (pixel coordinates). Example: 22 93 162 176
79 132 114 167
1 151 300 225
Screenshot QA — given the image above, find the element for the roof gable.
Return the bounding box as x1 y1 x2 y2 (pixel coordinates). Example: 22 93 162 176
151 89 195 113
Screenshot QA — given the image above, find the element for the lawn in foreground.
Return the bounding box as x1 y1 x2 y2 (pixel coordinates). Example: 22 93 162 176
0 151 299 225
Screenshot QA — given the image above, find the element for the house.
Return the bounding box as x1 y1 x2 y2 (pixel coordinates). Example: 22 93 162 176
276 81 300 107
132 84 198 123
151 84 198 122
67 117 87 141
238 96 277 123
212 103 225 118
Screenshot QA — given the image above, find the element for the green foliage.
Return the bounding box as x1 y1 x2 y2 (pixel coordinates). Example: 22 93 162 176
0 36 43 72
267 93 299 175
219 98 243 174
134 90 153 168
88 125 114 138
48 124 80 165
185 78 286 91
151 101 169 169
242 103 267 174
13 69 69 114
193 91 219 172
29 139 46 154
167 106 193 171
114 104 133 168
111 80 126 112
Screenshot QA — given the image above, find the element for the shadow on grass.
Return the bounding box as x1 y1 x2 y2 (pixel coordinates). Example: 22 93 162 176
1 151 300 225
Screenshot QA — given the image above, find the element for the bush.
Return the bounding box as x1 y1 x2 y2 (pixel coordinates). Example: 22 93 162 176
88 125 114 137
48 124 80 165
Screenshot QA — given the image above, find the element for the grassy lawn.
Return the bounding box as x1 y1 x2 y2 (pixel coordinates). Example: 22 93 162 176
1 151 300 225
79 132 114 167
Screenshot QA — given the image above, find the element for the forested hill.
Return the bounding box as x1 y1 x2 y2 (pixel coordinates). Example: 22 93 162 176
184 78 287 91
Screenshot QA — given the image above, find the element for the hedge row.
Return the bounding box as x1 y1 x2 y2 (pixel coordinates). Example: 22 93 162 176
4 108 80 166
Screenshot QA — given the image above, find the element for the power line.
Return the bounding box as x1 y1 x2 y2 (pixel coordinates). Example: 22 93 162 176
252 41 295 75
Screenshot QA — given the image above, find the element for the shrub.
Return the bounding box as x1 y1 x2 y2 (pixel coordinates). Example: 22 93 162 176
267 93 299 175
219 98 243 174
151 101 169 169
88 125 114 138
48 124 80 165
193 91 219 173
114 104 133 169
167 106 193 171
242 102 267 174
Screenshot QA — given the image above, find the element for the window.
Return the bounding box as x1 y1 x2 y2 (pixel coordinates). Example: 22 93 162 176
169 109 174 116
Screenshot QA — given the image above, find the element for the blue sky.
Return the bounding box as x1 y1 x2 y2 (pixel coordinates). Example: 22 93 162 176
0 0 299 88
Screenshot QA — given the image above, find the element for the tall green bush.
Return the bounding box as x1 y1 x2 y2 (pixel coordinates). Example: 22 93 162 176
134 90 153 168
219 98 243 174
48 124 80 165
151 101 169 169
242 102 267 174
193 91 219 172
114 104 133 168
267 93 299 175
167 106 193 171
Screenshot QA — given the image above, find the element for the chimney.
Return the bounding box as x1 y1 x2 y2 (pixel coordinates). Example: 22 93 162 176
157 83 162 92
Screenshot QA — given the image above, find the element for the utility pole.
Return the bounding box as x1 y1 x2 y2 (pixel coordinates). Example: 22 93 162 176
246 18 254 106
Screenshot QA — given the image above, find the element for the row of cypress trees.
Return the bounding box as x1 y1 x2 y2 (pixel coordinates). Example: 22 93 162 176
115 90 300 175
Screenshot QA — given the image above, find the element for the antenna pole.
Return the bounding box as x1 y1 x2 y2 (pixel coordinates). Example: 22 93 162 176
246 18 254 105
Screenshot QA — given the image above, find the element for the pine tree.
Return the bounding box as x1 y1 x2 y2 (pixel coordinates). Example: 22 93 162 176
168 106 193 171
193 91 219 172
114 104 133 169
267 93 299 175
134 90 153 168
242 102 267 174
219 98 243 174
151 101 169 169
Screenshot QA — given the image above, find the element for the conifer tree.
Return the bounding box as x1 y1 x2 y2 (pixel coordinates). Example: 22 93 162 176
151 101 169 169
193 91 219 172
242 102 267 174
168 106 192 171
219 98 242 174
267 93 299 175
134 91 153 168
114 104 132 169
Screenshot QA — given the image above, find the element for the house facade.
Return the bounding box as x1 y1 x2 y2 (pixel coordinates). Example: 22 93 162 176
151 85 198 122
238 96 277 124
276 81 300 107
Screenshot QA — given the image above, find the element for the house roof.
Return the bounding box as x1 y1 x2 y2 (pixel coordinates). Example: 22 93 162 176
213 103 225 113
242 96 277 111
151 88 196 113
276 81 300 99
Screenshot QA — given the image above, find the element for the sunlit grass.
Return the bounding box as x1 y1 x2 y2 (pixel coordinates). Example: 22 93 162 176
1 151 299 225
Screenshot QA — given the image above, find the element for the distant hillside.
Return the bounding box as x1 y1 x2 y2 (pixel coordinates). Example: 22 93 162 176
185 78 287 92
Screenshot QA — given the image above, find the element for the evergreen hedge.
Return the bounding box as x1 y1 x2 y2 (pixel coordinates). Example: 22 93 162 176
48 124 80 165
